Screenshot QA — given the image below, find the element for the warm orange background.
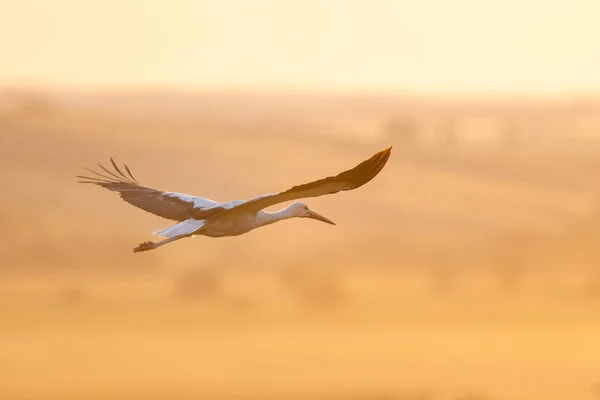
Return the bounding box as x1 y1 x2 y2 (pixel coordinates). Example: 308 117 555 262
2 2 600 399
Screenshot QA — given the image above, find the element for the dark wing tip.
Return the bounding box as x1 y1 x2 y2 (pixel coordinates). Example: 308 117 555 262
377 145 392 163
342 145 392 187
378 145 393 159
284 145 392 195
77 158 140 185
379 145 392 166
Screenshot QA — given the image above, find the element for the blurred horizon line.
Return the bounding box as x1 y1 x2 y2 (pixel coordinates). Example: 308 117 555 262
3 82 600 103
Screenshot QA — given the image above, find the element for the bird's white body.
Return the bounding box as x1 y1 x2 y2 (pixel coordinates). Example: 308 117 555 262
201 204 319 237
198 210 272 237
152 203 327 252
77 146 391 252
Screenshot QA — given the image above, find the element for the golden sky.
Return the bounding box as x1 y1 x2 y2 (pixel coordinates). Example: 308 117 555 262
1 0 599 94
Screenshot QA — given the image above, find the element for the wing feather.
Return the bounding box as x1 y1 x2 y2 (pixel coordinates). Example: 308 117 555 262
78 159 230 221
212 146 392 218
110 158 129 181
97 163 130 183
124 164 138 182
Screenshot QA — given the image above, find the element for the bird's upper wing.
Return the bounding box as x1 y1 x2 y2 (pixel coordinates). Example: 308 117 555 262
77 158 238 221
212 146 392 218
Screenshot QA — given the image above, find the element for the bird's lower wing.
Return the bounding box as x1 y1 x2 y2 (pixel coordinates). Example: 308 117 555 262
77 158 233 221
213 145 392 218
153 218 206 238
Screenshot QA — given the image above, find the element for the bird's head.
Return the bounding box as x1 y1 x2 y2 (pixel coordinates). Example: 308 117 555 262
289 202 335 225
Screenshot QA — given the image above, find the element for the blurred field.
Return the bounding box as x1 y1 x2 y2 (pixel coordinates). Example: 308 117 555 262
2 89 600 400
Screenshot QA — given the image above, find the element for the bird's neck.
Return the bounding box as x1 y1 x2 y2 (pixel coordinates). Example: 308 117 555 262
256 207 297 227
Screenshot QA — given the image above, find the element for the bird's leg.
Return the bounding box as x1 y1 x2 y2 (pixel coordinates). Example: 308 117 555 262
133 235 188 253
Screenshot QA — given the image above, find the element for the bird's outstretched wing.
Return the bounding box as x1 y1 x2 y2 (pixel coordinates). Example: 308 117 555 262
77 158 236 221
213 145 392 218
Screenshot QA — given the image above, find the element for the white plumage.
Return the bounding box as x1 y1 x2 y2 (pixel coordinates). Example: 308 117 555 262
77 146 392 252
153 218 206 239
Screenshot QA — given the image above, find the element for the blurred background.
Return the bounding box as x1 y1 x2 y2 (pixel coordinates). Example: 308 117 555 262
2 1 600 399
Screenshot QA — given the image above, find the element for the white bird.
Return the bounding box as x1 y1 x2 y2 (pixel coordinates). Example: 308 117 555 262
77 146 392 252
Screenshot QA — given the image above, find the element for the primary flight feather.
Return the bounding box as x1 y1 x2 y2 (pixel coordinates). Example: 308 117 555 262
77 146 392 252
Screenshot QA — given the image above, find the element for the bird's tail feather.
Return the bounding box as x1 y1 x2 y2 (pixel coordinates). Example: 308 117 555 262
133 241 156 252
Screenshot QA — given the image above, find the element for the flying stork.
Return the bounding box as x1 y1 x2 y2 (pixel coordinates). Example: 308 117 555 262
77 146 392 252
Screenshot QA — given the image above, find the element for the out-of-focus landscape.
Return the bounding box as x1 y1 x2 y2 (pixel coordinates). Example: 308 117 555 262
2 89 600 400
4 0 600 399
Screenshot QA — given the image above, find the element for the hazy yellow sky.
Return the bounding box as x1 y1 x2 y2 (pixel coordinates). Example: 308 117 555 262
1 0 600 94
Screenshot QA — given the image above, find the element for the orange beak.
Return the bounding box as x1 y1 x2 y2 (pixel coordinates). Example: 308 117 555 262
307 210 335 225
